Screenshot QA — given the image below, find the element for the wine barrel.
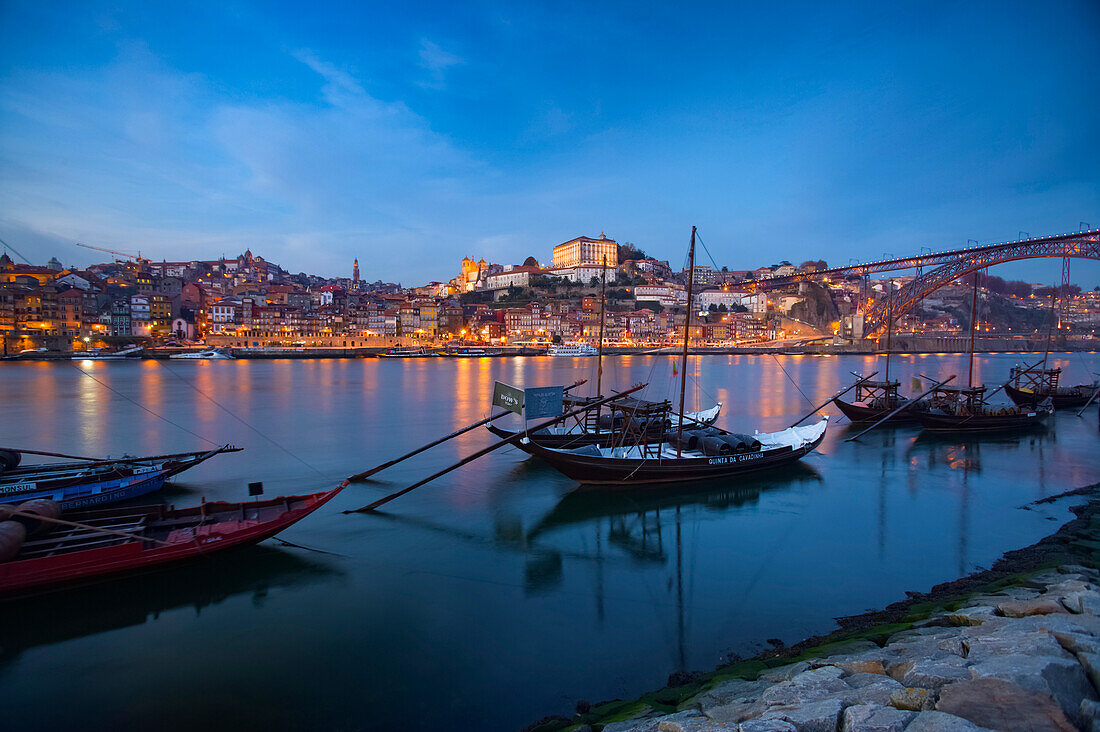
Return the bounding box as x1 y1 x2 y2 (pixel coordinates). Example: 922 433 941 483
15 499 61 536
0 449 20 473
0 521 27 562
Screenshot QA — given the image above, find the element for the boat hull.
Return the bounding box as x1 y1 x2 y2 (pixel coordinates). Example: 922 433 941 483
832 397 920 424
516 432 826 486
0 488 341 597
1004 384 1097 410
913 408 1049 432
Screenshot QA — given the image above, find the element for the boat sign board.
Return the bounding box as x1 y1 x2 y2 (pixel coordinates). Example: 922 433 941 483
524 386 563 419
492 382 524 415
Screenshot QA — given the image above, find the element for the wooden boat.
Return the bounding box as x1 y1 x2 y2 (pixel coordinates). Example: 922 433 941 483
1004 366 1099 410
169 348 234 360
486 399 721 448
507 227 828 487
437 346 502 358
911 269 1052 434
833 380 921 424
517 411 828 487
0 446 236 509
378 347 434 358
0 485 343 597
912 385 1052 432
71 345 144 360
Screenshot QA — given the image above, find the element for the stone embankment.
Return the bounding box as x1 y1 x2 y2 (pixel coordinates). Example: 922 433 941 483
598 567 1100 731
529 488 1100 732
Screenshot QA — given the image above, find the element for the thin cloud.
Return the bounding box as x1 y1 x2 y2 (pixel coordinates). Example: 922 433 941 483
417 39 464 90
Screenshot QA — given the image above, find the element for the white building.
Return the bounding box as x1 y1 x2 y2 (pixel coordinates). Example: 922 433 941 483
552 234 618 269
634 285 687 308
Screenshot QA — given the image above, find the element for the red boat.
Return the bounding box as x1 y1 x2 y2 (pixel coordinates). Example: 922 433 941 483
0 483 345 597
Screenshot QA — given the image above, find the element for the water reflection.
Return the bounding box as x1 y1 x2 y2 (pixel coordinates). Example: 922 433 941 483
0 546 342 666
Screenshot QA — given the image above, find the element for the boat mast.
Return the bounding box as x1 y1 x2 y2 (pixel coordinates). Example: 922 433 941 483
676 226 696 458
967 269 979 389
1042 285 1056 371
596 255 608 396
884 283 893 383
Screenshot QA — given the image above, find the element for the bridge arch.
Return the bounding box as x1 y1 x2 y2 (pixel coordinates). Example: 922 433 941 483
862 233 1100 337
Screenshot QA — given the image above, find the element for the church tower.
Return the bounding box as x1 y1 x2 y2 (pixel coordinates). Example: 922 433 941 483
353 258 360 283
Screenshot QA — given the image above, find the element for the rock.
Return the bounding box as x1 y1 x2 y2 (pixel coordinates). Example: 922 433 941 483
1010 611 1100 636
902 710 995 731
841 703 915 732
935 677 1075 731
737 721 797 732
1081 698 1100 732
941 607 995 627
1045 579 1094 596
837 659 887 677
758 662 811 683
654 710 735 732
692 679 771 713
758 697 845 732
996 598 1069 618
702 700 767 725
961 628 1068 662
1052 630 1100 656
841 674 905 706
1061 590 1100 615
967 652 1096 723
1076 651 1100 692
602 720 663 732
889 687 937 712
759 667 849 707
892 659 970 692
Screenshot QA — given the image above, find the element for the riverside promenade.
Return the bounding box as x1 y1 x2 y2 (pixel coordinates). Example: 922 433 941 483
531 487 1100 732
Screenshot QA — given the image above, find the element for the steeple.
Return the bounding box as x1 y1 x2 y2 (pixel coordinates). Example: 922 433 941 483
353 258 360 283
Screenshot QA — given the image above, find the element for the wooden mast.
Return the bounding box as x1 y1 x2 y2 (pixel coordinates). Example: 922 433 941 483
967 269 979 389
884 283 893 383
596 255 608 396
676 226 697 458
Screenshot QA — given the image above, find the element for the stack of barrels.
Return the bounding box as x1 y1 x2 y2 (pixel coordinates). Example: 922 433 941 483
0 499 61 562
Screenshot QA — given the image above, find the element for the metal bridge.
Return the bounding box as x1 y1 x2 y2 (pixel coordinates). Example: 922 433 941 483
745 229 1100 337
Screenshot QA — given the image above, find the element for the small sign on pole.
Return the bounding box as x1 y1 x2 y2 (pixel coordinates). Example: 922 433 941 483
492 381 524 415
248 481 264 496
524 386 564 419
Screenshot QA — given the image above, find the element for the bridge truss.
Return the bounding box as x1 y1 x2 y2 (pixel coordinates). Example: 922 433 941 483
861 231 1100 336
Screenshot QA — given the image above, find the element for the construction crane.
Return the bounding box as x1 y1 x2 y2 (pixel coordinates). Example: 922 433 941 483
75 241 149 264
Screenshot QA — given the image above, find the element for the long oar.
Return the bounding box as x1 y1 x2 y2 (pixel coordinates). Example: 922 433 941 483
984 358 1045 401
349 383 647 513
0 508 173 547
788 370 879 428
1076 385 1100 417
347 379 589 482
0 445 236 468
846 375 956 442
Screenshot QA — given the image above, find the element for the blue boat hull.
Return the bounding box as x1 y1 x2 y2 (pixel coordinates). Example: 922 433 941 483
0 470 168 509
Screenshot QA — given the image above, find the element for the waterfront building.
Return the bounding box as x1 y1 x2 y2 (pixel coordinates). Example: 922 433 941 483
552 234 618 269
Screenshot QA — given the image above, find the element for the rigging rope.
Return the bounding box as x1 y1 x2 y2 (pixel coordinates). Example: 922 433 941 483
153 360 331 479
68 361 219 447
770 353 814 407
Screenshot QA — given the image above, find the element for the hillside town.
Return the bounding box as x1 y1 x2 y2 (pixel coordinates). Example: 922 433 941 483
3 233 1098 355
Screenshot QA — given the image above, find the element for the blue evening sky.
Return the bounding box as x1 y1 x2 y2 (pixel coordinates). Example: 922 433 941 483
1 1 1098 285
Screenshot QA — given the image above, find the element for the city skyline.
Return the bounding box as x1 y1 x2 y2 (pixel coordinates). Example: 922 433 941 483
1 1 1098 286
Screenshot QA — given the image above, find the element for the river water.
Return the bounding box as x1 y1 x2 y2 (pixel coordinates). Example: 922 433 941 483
2 353 1098 730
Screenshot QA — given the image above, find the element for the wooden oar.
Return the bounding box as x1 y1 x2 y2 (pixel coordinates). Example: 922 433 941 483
788 370 879 428
0 445 236 468
0 508 173 547
1076 385 1100 417
346 379 588 482
846 375 956 442
984 358 1044 401
349 383 647 513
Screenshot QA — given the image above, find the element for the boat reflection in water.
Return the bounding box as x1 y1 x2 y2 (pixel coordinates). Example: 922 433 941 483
0 546 343 666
